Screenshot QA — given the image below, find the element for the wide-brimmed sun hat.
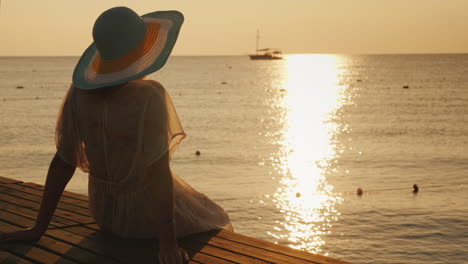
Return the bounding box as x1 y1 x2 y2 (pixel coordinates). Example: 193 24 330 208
73 6 184 90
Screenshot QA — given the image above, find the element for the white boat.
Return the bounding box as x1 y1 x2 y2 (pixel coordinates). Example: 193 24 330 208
249 30 282 60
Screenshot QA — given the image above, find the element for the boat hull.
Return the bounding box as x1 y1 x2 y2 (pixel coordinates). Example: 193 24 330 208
249 55 282 60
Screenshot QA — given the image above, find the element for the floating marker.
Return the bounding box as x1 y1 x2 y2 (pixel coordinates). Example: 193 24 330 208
357 188 363 196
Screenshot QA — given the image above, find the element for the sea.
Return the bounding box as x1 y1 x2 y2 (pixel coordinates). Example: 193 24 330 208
0 54 467 264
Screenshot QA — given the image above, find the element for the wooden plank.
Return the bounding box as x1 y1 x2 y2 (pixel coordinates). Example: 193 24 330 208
51 230 156 264
198 235 315 264
0 209 134 263
183 227 349 264
0 213 120 264
1 181 236 264
1 244 75 264
0 176 22 184
0 201 75 227
216 230 351 264
194 233 309 264
0 183 89 210
0 185 324 264
1 181 278 264
19 182 88 202
5 219 233 264
181 235 245 264
35 235 121 264
1 220 212 264
0 222 76 264
0 184 91 217
0 251 35 264
0 207 58 230
184 249 237 264
59 223 260 264
51 225 100 240
186 243 269 264
80 223 99 230
1 221 116 264
1 243 76 264
0 177 349 264
60 221 273 264
0 192 94 225
60 226 244 264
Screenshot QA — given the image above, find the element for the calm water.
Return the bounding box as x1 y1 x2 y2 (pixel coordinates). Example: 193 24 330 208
1 55 467 264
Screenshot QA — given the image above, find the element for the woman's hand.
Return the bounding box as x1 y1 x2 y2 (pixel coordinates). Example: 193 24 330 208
158 244 189 264
0 227 44 243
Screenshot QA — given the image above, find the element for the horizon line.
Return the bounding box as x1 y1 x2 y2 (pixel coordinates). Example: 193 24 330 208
1 52 468 58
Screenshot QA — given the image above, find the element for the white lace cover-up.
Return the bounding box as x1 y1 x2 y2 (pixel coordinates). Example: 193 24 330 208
55 80 233 239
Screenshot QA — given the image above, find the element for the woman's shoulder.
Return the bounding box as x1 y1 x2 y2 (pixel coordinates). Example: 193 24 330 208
127 79 166 96
104 79 165 105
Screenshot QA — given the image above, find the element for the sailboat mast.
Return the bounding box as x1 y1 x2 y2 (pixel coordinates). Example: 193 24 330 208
256 30 259 55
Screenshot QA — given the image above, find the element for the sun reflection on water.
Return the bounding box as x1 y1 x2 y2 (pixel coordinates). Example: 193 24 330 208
268 54 347 254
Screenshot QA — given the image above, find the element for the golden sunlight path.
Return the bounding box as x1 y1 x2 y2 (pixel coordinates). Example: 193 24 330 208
0 176 350 264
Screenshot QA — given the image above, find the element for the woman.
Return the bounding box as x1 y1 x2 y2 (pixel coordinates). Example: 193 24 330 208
0 6 233 264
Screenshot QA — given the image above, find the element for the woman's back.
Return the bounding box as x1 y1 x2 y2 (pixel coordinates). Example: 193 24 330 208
56 79 232 239
57 80 182 185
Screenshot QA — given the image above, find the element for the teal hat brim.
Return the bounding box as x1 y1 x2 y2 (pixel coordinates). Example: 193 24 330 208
73 10 184 90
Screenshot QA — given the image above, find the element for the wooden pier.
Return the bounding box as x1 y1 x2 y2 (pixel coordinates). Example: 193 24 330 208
0 176 349 264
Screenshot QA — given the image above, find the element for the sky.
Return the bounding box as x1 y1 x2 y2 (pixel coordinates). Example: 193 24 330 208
1 0 468 56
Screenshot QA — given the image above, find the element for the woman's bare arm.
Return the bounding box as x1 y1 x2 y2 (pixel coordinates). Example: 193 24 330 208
0 153 76 242
34 153 76 232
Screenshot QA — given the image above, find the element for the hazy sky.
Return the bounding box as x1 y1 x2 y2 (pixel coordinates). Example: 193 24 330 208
1 0 468 56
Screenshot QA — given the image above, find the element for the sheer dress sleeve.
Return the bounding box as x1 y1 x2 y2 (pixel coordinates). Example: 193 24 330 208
55 85 89 172
143 81 186 166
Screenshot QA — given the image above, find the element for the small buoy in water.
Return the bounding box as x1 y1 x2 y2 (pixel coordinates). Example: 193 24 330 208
221 82 228 85
413 184 419 193
296 192 301 198
195 150 201 156
403 85 409 89
357 188 363 196
16 86 24 89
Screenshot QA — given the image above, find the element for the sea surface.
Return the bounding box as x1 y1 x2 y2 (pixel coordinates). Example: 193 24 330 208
0 54 467 264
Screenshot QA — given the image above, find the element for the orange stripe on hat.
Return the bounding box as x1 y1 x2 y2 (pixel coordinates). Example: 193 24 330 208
91 23 161 74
